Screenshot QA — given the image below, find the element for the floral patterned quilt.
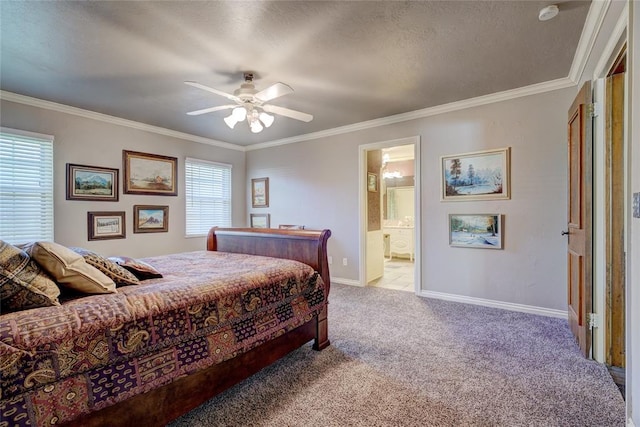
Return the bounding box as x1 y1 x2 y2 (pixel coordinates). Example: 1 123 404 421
0 251 325 426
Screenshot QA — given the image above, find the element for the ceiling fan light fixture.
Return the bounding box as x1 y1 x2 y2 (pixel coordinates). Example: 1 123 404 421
232 106 247 121
224 114 238 129
250 119 263 133
259 112 274 128
185 75 313 132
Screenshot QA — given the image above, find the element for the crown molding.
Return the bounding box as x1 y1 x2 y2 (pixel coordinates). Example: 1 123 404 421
2 1 605 154
246 77 575 151
0 90 245 152
592 1 628 79
1 75 575 155
569 0 611 83
5 2 602 156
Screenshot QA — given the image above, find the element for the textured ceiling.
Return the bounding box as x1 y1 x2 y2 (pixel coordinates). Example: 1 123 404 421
0 1 590 146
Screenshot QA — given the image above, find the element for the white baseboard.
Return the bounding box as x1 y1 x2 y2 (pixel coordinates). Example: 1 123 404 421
629 418 636 427
418 290 567 319
330 276 362 287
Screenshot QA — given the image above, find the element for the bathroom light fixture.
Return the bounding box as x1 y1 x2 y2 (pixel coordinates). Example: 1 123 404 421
383 171 403 179
538 4 559 21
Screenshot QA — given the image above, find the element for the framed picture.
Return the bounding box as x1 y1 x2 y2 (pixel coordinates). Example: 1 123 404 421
449 214 503 249
251 177 269 208
123 150 178 196
87 211 126 240
67 164 119 201
441 147 510 201
367 172 378 192
133 205 169 233
250 213 270 228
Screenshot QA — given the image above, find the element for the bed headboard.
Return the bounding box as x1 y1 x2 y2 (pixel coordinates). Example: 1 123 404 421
207 227 331 292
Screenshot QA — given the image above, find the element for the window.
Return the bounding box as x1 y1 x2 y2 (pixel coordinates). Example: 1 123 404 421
0 128 54 244
185 157 232 236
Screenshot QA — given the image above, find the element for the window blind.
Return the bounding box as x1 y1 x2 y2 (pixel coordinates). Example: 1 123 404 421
185 157 232 236
0 128 54 244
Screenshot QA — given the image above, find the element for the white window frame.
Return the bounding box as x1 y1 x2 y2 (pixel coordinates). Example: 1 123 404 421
185 157 232 237
0 127 55 244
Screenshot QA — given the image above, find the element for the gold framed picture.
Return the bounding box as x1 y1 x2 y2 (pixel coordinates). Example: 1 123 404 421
133 205 169 233
123 150 178 196
441 147 510 201
367 172 378 192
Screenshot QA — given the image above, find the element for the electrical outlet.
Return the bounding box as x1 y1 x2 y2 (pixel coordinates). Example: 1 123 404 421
328 256 333 265
342 258 348 266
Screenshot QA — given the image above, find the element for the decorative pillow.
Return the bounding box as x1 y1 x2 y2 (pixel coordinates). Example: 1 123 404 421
0 240 60 311
29 241 116 294
108 256 163 280
71 248 140 287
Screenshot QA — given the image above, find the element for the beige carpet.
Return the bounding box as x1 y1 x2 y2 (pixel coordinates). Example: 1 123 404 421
170 283 625 426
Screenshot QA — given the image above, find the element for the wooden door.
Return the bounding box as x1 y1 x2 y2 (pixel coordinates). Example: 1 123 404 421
567 81 593 358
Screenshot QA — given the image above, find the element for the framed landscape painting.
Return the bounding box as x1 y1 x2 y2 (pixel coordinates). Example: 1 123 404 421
449 214 503 249
367 172 378 192
67 164 118 201
87 211 125 240
441 147 510 201
250 213 270 228
123 150 178 196
251 177 269 208
133 205 169 233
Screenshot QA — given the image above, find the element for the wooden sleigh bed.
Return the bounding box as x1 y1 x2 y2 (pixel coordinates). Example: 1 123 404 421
1 228 331 427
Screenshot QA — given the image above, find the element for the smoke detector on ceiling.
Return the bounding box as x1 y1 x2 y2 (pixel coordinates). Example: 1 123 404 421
538 4 559 21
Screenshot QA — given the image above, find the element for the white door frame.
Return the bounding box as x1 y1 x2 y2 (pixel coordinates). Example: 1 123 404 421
590 6 628 364
358 136 421 293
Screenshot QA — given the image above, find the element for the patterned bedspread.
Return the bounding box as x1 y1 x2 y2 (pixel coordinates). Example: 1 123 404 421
0 251 325 426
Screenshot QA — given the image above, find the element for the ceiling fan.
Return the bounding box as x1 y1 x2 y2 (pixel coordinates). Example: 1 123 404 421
185 72 313 133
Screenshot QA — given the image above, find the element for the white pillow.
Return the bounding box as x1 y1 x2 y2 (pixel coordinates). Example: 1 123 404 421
30 241 116 294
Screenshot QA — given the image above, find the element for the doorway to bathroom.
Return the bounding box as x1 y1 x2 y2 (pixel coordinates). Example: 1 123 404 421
358 136 421 293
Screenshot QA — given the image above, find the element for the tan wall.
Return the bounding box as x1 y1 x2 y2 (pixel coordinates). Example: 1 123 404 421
0 100 246 258
247 87 575 311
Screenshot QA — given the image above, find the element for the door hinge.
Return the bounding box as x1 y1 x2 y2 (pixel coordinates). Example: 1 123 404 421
587 102 601 118
587 313 600 330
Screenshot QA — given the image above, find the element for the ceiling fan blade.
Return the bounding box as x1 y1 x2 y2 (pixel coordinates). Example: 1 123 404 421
184 81 242 103
255 82 294 102
263 104 313 122
186 104 236 116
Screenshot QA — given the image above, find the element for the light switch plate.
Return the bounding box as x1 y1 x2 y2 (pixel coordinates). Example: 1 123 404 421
634 192 640 219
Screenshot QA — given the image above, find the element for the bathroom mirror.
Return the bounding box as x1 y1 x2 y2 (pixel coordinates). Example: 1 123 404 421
386 186 414 221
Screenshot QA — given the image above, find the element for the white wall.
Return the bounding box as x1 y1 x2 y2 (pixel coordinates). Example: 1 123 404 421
247 87 575 311
0 100 246 257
